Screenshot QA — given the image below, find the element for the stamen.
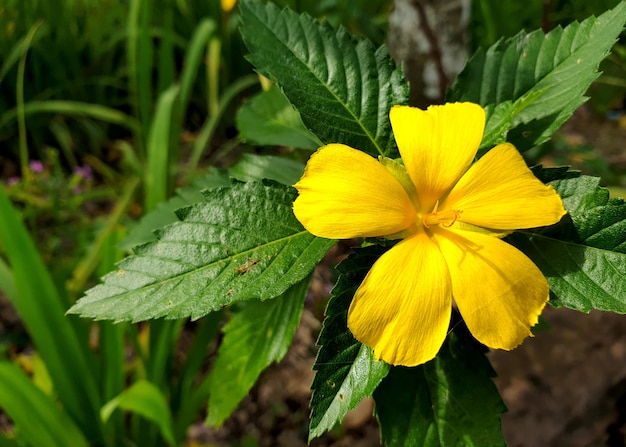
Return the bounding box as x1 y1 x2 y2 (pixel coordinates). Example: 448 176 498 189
423 204 462 229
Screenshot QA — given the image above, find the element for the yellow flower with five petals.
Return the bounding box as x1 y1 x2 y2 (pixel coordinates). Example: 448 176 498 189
293 102 567 367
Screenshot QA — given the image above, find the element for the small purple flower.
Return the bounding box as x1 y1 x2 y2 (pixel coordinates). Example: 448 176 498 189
29 160 44 173
74 165 93 180
6 177 20 186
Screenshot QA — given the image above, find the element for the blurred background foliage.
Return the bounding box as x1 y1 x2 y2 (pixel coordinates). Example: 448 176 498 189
1 0 626 445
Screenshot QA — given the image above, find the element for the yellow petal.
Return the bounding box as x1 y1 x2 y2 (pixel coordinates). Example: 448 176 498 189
293 144 415 239
390 103 486 211
441 143 566 230
221 0 237 12
433 228 548 350
347 231 452 366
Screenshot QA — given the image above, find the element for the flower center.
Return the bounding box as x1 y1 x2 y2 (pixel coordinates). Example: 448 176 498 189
422 202 462 229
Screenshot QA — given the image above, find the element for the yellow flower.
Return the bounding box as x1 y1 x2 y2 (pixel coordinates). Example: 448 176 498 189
293 102 567 367
221 0 237 13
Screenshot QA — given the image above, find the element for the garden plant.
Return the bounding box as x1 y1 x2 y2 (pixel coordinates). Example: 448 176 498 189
2 0 626 446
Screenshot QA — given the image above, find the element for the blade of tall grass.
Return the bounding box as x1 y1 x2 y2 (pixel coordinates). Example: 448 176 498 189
188 74 259 171
16 20 44 176
0 258 17 304
157 2 175 94
0 362 89 447
98 228 130 440
101 380 176 446
0 188 103 442
49 119 78 168
208 37 222 117
179 19 217 112
172 311 223 440
0 100 140 134
67 177 140 298
0 22 48 87
128 0 154 159
0 434 19 446
145 84 180 211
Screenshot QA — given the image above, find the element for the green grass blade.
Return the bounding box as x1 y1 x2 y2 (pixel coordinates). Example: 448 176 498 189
157 3 175 94
145 84 180 211
0 188 103 441
0 100 140 133
0 258 17 304
172 311 223 439
127 0 153 157
188 74 259 171
101 380 176 446
16 20 44 175
0 362 89 447
179 18 217 117
67 178 140 298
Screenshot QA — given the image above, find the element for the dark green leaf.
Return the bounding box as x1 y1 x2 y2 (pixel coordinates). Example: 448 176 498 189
551 176 626 252
508 175 626 313
206 276 308 427
309 246 390 440
236 85 322 150
68 181 335 321
239 0 409 158
374 322 506 447
449 2 626 152
0 362 89 447
100 380 175 446
512 232 626 313
228 153 305 186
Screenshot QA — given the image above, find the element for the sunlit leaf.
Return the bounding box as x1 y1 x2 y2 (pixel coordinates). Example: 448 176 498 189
69 181 335 321
239 0 409 158
449 1 626 152
236 85 321 150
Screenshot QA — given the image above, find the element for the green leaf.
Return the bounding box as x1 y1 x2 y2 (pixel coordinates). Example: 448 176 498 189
228 153 305 186
119 167 230 251
509 175 626 313
512 233 626 313
239 0 409 158
68 181 335 321
236 85 322 150
449 1 626 152
309 246 390 441
0 362 89 447
524 173 626 309
206 276 308 427
550 176 626 252
374 322 506 447
0 187 103 440
121 155 302 251
101 380 175 446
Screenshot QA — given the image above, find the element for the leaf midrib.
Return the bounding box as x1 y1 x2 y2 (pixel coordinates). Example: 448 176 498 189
245 2 384 156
